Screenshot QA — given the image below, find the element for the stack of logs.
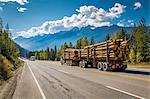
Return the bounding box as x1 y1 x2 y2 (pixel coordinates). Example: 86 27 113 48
63 39 130 61
82 39 130 61
63 49 79 60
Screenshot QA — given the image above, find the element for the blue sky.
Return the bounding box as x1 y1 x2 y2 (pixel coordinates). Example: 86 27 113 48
0 0 149 38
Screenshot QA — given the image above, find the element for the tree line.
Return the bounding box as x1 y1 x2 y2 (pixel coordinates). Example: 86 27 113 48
129 19 149 63
0 18 22 80
28 19 149 64
28 36 94 61
105 18 149 63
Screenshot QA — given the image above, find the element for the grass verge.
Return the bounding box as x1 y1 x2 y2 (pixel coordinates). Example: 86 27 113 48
128 63 150 68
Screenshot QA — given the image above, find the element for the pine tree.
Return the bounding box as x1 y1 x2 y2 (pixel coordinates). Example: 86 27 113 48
54 46 57 60
0 17 3 31
90 36 94 45
46 48 50 60
69 42 73 48
81 36 88 48
75 39 81 49
129 48 136 63
136 51 143 63
118 29 126 40
50 48 55 60
105 34 110 41
5 23 11 37
132 18 149 63
63 42 68 49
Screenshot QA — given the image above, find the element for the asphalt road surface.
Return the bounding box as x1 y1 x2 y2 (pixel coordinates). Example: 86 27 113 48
13 60 150 99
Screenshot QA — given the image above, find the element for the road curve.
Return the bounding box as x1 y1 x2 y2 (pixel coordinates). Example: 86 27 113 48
13 60 150 99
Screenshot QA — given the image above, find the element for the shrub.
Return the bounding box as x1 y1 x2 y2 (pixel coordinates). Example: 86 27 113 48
0 54 13 80
136 52 143 63
129 48 136 64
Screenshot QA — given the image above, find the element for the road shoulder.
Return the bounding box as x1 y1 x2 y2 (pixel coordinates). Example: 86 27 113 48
13 63 42 99
0 66 23 99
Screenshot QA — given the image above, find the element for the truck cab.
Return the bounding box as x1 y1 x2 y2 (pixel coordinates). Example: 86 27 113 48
30 56 36 61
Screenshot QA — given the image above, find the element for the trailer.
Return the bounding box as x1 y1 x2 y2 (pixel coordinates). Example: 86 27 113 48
60 48 80 66
61 39 130 71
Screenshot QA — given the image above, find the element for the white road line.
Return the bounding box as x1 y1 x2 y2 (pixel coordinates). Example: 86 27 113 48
57 70 69 74
106 86 146 99
27 63 47 99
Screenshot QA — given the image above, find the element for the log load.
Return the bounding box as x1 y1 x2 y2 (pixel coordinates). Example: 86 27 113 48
82 39 130 61
63 39 129 62
63 48 79 60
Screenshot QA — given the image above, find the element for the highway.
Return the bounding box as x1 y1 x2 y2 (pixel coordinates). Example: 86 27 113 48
13 60 150 99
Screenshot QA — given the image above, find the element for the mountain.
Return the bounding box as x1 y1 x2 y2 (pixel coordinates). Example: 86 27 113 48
14 25 133 51
15 43 29 56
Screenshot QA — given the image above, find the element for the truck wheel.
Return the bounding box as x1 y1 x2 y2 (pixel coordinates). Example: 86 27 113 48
79 61 83 68
70 61 73 66
97 62 103 71
82 60 87 68
66 61 69 66
103 63 108 71
79 60 86 68
68 61 70 66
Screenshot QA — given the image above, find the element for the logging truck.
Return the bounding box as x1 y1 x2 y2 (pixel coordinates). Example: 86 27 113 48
60 39 130 71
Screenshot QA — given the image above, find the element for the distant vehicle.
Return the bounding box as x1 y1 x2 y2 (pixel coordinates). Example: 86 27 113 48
30 56 36 61
61 39 129 71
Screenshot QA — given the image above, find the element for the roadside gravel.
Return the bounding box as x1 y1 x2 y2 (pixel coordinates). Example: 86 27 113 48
0 66 23 99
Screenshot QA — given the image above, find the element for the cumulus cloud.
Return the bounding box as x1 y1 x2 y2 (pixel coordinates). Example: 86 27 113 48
18 3 126 38
117 19 134 27
106 3 126 18
17 7 27 12
0 0 28 5
134 2 142 10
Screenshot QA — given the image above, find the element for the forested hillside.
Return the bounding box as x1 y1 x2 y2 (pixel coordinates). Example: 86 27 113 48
0 18 23 80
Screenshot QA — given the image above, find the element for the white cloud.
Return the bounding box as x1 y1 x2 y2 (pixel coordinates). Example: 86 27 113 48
0 6 3 11
18 3 126 38
117 22 125 27
0 0 28 5
128 20 133 23
117 19 134 27
127 20 134 26
134 2 142 10
17 7 27 12
106 3 126 18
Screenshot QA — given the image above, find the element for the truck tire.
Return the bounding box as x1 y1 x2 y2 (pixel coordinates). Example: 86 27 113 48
82 60 86 68
66 61 69 66
69 61 73 66
97 62 103 71
103 63 108 71
79 61 83 68
79 60 87 68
